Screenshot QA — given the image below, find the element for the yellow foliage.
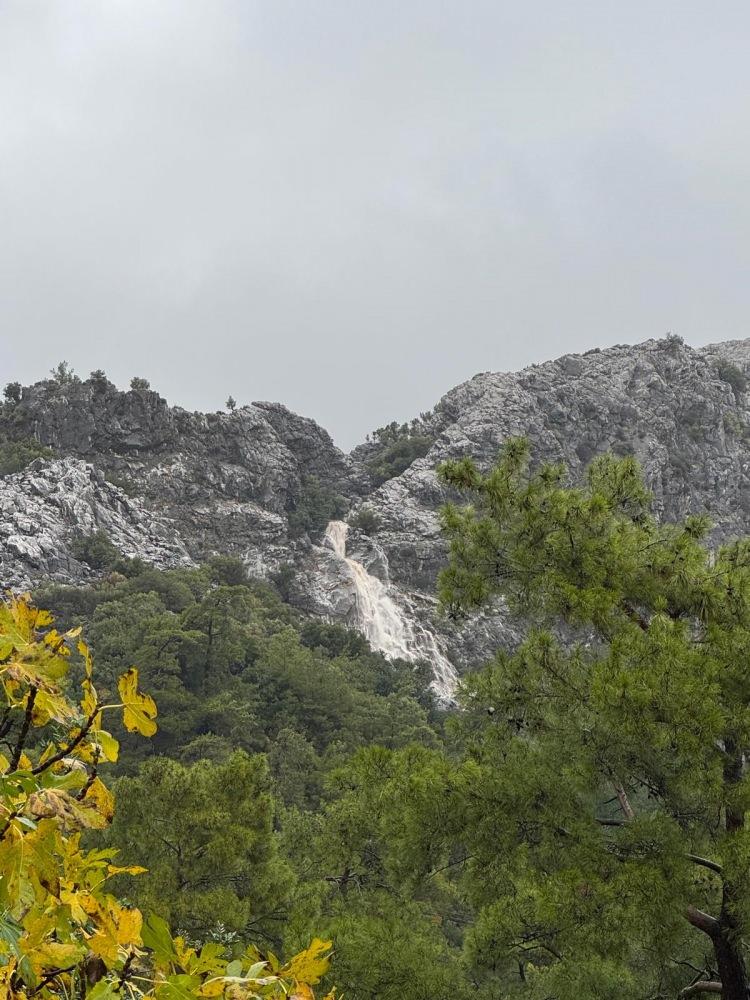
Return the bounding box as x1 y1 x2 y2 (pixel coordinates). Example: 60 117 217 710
0 595 335 1000
117 666 158 736
282 939 333 985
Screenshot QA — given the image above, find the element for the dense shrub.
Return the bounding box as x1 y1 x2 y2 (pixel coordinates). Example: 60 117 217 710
715 357 748 395
0 434 53 475
348 506 382 534
3 381 21 403
71 529 122 571
367 434 434 485
105 468 139 496
49 359 79 384
287 474 347 538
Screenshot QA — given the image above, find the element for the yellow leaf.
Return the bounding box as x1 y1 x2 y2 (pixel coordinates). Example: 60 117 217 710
94 728 120 763
117 668 157 737
81 777 116 825
197 980 226 997
78 638 93 677
290 987 315 1000
107 863 147 877
81 676 98 717
0 958 17 1000
282 939 332 986
34 687 76 725
87 895 143 964
33 940 82 967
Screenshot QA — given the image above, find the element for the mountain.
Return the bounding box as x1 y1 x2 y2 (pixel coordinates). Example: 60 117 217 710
2 335 749 695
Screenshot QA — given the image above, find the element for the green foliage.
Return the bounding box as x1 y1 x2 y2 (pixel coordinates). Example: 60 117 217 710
30 561 449 995
723 412 750 439
366 423 435 486
3 382 21 404
71 530 122 572
0 594 336 1000
0 434 53 476
70 531 151 577
348 506 382 534
661 331 685 354
268 728 323 810
207 554 250 586
287 475 347 539
130 376 151 391
104 469 139 497
37 565 439 782
419 439 750 996
89 368 111 390
280 745 476 1000
318 893 475 1000
715 357 748 395
107 752 293 942
226 395 237 411
49 359 79 384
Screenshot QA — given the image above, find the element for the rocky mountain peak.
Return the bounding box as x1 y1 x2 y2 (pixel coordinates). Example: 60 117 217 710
1 336 748 684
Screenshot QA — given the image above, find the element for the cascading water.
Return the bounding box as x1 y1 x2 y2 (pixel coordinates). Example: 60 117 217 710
323 521 457 701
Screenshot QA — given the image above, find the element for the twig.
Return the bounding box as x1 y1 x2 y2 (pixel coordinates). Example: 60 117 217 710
9 687 38 771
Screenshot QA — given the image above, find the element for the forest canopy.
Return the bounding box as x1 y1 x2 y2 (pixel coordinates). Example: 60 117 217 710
0 594 334 1000
3 441 750 999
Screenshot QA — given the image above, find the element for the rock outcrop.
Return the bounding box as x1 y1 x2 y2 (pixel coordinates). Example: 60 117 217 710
361 337 750 585
0 458 191 589
1 336 749 687
2 377 364 577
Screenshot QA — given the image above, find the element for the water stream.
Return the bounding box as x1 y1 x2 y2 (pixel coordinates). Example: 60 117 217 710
323 520 457 701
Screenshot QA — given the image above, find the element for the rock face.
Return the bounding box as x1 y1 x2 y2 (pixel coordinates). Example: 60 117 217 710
0 459 192 589
2 378 365 578
2 336 749 687
342 336 750 671
361 338 750 578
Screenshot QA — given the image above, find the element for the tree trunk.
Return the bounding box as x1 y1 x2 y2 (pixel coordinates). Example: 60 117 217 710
712 924 749 1000
686 901 750 1000
717 744 750 999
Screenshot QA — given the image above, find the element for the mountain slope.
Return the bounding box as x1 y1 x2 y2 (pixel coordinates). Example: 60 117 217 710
1 336 748 685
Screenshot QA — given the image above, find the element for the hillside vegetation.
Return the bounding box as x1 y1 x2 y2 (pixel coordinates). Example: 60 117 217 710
11 438 749 999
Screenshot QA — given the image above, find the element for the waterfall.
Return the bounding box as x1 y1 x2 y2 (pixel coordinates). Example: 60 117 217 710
323 521 457 701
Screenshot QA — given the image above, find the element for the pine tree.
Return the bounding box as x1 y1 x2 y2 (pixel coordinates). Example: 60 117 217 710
0 595 333 999
427 439 750 999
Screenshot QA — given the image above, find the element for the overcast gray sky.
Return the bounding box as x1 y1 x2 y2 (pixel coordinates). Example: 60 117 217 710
1 2 749 448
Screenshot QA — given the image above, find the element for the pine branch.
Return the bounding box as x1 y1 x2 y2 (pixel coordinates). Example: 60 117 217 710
685 906 719 938
678 981 722 997
686 854 723 876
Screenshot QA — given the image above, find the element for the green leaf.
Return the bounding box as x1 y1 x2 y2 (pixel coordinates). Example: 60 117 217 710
142 913 177 963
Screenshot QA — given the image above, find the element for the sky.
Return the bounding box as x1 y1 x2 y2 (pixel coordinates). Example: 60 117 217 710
1 2 749 449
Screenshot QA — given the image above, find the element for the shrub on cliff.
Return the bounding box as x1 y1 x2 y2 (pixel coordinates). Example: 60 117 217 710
715 357 748 396
287 475 347 539
0 434 53 476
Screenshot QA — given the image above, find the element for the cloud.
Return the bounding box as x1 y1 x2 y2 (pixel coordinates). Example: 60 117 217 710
1 0 748 446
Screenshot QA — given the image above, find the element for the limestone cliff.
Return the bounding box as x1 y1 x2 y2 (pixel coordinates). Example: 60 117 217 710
1 336 748 689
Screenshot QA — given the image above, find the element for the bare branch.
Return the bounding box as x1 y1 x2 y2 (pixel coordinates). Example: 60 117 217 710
9 687 37 771
685 906 719 939
678 981 722 997
31 706 98 776
686 854 723 876
614 781 635 821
